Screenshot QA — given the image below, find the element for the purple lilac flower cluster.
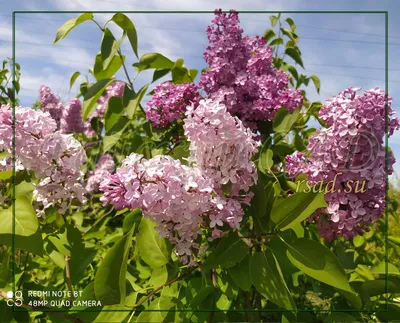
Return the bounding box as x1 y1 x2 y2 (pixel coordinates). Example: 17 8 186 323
199 10 303 130
285 87 400 241
40 81 125 137
0 105 86 216
100 99 258 264
146 82 200 128
61 98 84 133
144 10 302 130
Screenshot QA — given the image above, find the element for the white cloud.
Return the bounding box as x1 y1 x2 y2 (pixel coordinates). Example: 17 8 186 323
19 68 70 102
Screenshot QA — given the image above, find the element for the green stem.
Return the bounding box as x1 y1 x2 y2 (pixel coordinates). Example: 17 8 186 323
117 48 134 90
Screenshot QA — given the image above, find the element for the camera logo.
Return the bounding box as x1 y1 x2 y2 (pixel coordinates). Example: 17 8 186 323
6 290 23 307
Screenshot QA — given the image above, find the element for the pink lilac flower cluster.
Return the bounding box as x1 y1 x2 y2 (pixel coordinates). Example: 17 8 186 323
86 154 115 193
146 82 200 128
100 154 214 263
0 105 86 216
100 99 258 264
199 10 303 130
39 85 64 129
285 87 400 241
183 99 259 229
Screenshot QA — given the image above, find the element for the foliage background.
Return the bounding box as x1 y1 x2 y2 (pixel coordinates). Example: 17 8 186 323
1 3 400 323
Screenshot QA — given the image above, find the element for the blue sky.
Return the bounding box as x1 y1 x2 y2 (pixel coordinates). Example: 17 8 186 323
1 0 399 179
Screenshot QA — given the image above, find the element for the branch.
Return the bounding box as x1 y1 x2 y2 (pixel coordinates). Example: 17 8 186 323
65 255 74 303
117 49 134 90
237 231 253 248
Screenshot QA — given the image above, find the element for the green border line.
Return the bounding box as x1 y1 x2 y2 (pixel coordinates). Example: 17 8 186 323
12 9 16 315
12 9 390 316
385 10 389 312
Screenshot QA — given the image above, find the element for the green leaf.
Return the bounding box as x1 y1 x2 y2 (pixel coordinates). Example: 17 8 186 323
228 255 251 291
100 28 125 69
0 249 10 287
308 101 323 116
258 148 274 174
152 69 170 83
271 191 327 231
249 179 274 234
80 82 88 97
287 66 299 82
202 232 248 269
0 171 12 181
94 226 134 305
171 66 192 84
0 197 43 255
137 217 169 268
122 208 142 234
134 53 174 72
270 38 284 46
388 235 400 246
82 79 114 120
125 84 148 119
93 308 130 323
294 133 306 151
53 13 93 44
0 151 10 159
285 238 355 294
285 40 296 49
68 225 97 285
0 197 38 236
310 74 321 94
104 97 124 132
103 117 131 152
376 303 400 322
111 13 138 58
250 250 296 310
371 261 400 275
189 287 214 308
48 224 97 284
271 142 294 161
170 141 190 163
270 15 279 27
285 18 296 33
93 53 124 81
69 71 81 89
189 69 198 81
0 230 43 256
273 107 300 136
263 29 276 42
323 313 357 323
148 265 168 287
353 235 365 248
360 279 398 299
284 47 304 69
135 297 178 322
280 28 298 43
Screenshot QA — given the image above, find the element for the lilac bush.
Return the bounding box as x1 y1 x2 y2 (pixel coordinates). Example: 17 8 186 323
2 10 399 321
